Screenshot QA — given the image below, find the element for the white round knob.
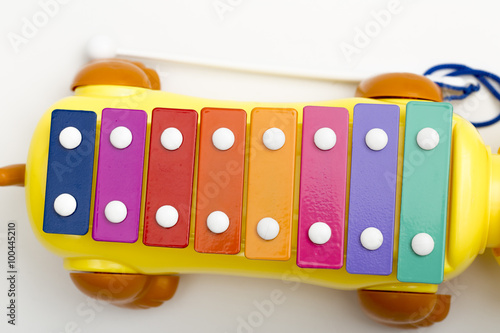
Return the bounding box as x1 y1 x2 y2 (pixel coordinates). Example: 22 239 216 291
59 127 82 149
110 126 132 149
161 127 183 150
104 201 127 223
365 128 388 151
417 127 439 150
257 217 280 240
212 128 235 151
263 128 286 150
360 227 383 250
314 128 336 151
156 205 179 228
207 211 230 234
54 193 77 217
411 233 435 256
308 222 332 245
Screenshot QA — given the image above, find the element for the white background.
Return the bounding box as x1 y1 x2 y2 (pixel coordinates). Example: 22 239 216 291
2 0 500 332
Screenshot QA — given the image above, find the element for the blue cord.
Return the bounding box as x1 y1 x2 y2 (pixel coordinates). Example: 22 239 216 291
424 64 500 127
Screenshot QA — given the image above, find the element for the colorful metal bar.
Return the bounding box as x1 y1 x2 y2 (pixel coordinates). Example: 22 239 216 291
397 101 452 284
143 108 198 248
346 103 400 275
245 108 297 261
43 109 96 235
194 108 247 254
92 108 147 243
297 106 349 269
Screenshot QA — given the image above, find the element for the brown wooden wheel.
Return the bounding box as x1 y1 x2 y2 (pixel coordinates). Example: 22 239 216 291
358 289 451 328
71 59 161 91
355 73 442 102
70 272 179 309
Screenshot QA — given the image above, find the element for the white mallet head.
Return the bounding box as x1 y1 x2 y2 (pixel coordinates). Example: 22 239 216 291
86 35 117 60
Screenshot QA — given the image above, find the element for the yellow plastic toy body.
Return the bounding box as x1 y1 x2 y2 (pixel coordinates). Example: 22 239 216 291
25 83 500 291
14 61 500 327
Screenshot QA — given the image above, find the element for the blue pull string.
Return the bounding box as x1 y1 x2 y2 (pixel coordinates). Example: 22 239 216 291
424 64 500 127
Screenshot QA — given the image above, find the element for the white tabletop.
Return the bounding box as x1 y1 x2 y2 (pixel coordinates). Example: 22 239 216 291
2 0 500 332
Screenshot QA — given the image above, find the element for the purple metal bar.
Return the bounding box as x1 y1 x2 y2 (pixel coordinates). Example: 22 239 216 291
93 108 147 243
346 104 400 275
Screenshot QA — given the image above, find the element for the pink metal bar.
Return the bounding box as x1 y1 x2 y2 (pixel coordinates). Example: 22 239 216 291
297 106 349 269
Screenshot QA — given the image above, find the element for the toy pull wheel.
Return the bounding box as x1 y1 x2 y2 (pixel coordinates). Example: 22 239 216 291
355 73 443 102
358 289 451 328
71 59 161 91
70 272 179 309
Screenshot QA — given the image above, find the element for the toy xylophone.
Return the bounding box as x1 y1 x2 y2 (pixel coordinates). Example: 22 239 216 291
3 59 500 328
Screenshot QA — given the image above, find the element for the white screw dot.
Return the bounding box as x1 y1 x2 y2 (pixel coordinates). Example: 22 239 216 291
110 126 132 149
360 227 383 250
161 127 183 151
365 128 388 151
212 128 235 151
156 205 179 228
104 200 127 223
54 193 77 217
308 222 332 245
59 127 82 150
263 128 286 150
257 217 280 240
411 233 435 256
207 211 230 234
417 127 440 150
314 128 336 151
